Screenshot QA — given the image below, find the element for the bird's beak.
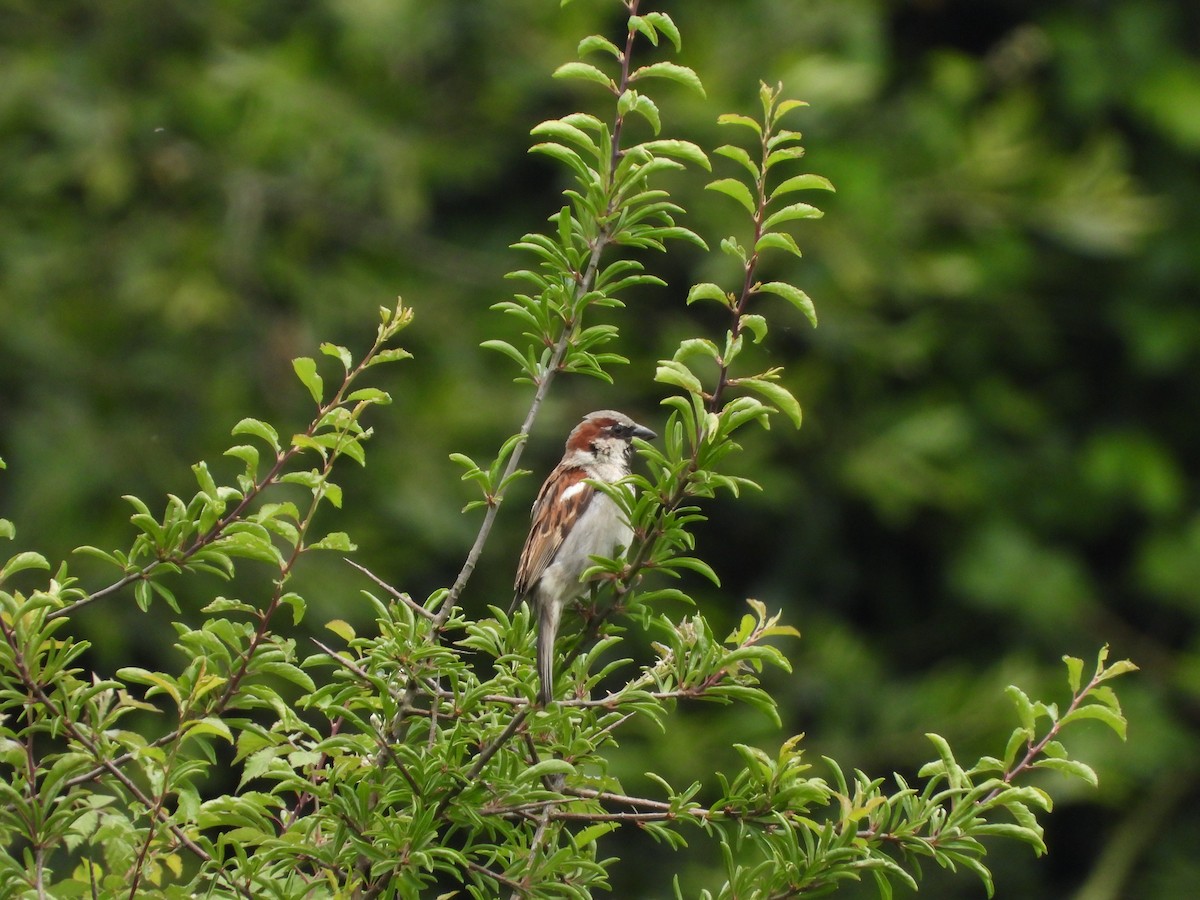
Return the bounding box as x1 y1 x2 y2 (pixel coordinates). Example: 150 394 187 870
633 422 657 441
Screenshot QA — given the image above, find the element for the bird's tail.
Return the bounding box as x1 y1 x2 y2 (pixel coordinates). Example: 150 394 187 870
536 597 562 706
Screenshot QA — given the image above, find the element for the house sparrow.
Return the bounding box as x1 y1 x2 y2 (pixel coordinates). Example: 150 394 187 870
513 410 656 705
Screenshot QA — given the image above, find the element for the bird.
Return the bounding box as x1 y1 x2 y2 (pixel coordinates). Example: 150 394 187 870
512 410 657 705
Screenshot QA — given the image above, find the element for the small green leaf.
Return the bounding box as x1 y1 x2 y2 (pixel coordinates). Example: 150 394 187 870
574 822 621 847
973 822 1047 854
686 283 731 307
553 61 614 90
762 201 823 230
319 342 354 371
1033 757 1098 786
706 178 757 216
0 551 50 582
770 173 835 200
620 91 661 134
638 139 710 170
481 340 534 375
522 759 576 782
628 15 658 46
755 281 817 327
643 12 681 51
531 119 600 155
309 532 355 552
629 62 705 97
661 555 721 585
280 593 306 626
345 388 391 404
182 717 234 744
737 379 802 429
772 98 810 123
674 338 721 363
655 360 704 395
1097 658 1139 682
1007 685 1037 731
1060 704 1128 740
714 145 759 180
1063 655 1084 694
765 146 808 169
716 113 762 135
754 232 802 258
292 357 323 404
232 418 281 453
577 34 620 58
739 314 768 343
325 619 356 642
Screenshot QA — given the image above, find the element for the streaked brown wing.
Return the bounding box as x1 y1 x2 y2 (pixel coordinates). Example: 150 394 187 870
514 465 594 597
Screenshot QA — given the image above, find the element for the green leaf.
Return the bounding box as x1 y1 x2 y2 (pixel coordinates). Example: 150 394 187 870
655 360 704 395
638 139 710 170
531 119 600 156
770 173 835 200
345 387 391 404
772 98 811 123
522 759 576 782
552 61 614 90
973 822 1047 855
739 314 768 343
1007 685 1037 731
574 822 621 847
629 62 705 97
1097 658 1140 682
755 281 817 327
754 232 802 258
276 592 304 628
325 619 356 642
661 555 721 586
1033 757 1099 786
529 142 591 180
319 342 353 371
182 717 234 744
214 531 283 565
309 532 355 552
643 12 681 51
628 15 658 46
232 418 281 454
1060 703 1128 739
737 379 802 429
1063 654 1084 694
0 550 50 582
762 201 823 230
706 178 757 215
292 357 323 404
924 732 965 789
620 91 661 134
674 338 721 363
716 113 762 136
686 283 731 307
714 145 759 180
577 34 620 58
481 339 534 375
224 444 260 473
765 146 809 169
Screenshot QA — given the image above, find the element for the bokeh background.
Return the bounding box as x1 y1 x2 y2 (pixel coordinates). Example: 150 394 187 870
2 0 1198 896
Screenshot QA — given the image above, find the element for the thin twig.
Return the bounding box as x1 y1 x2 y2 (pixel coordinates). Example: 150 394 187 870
343 559 436 621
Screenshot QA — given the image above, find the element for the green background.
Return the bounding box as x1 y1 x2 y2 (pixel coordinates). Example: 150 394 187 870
2 0 1198 896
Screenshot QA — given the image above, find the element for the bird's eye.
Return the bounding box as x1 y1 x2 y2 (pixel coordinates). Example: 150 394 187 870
611 423 632 437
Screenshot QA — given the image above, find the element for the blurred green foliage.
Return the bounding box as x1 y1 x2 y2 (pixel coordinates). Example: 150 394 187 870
1 0 1196 896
